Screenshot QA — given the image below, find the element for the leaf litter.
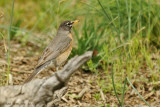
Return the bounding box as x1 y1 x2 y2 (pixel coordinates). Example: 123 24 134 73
0 40 159 107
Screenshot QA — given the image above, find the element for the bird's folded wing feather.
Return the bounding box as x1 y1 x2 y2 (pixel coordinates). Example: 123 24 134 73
36 35 72 67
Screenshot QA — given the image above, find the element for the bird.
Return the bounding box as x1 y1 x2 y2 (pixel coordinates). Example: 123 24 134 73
25 20 80 83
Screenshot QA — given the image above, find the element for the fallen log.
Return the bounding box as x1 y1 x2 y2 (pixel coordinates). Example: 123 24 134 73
0 51 93 107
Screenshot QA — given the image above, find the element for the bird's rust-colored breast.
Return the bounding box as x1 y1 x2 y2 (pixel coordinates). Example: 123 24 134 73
56 33 73 66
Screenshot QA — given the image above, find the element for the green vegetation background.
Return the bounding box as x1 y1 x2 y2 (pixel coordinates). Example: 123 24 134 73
0 0 160 106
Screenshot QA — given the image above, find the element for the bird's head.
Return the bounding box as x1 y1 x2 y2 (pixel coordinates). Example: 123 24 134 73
59 20 80 32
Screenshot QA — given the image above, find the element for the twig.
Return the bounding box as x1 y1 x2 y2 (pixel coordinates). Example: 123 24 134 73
100 89 105 101
0 51 93 106
78 87 88 98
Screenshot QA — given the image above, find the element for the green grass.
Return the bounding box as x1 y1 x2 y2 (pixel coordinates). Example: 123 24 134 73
6 0 15 85
94 0 158 106
0 0 160 106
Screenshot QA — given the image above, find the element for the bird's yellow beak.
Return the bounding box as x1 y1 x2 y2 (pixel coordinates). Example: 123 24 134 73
72 20 80 25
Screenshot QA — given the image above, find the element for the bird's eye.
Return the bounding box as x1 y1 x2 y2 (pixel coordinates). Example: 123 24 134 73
65 22 72 27
66 22 70 25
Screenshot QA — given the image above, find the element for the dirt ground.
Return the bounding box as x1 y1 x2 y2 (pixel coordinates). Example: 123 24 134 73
0 40 159 107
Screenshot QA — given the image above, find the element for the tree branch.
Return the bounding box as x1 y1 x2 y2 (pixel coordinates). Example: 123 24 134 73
0 51 93 107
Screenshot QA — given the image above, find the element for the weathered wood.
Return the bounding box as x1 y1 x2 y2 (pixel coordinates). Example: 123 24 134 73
0 51 93 107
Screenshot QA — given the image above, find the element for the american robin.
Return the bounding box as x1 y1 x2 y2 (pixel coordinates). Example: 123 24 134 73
25 20 79 83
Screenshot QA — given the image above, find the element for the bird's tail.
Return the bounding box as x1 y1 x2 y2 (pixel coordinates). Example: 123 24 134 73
24 61 51 83
24 68 40 83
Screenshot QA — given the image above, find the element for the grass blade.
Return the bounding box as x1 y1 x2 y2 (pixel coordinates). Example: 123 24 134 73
7 0 15 85
147 0 151 36
139 0 143 37
121 77 127 107
97 0 119 34
127 77 151 107
125 0 132 40
116 0 121 43
111 64 121 106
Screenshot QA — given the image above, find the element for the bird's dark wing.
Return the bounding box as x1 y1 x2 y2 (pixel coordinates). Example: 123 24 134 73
24 35 72 83
37 36 71 67
36 35 72 67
